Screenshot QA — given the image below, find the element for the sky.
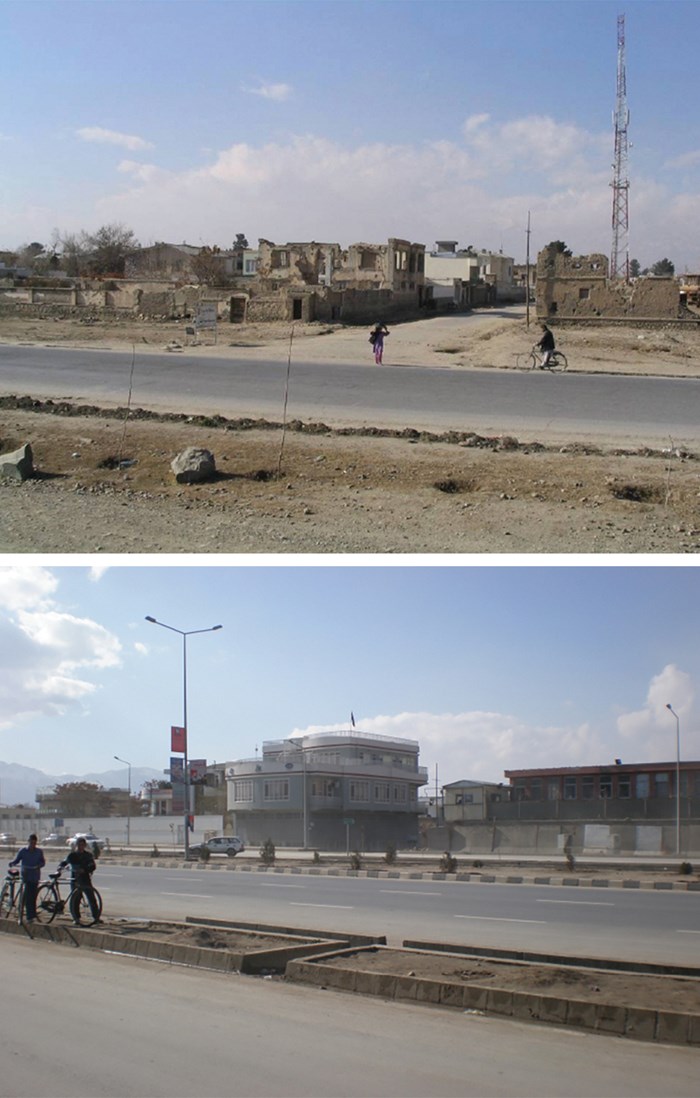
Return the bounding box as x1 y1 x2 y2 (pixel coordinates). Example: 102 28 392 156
0 562 697 793
2 0 700 270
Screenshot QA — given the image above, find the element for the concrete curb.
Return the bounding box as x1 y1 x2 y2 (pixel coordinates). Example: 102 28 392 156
2 915 697 1046
112 857 700 891
284 945 700 1047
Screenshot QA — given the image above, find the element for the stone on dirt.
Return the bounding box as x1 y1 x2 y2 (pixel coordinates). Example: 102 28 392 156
171 446 216 483
0 442 34 481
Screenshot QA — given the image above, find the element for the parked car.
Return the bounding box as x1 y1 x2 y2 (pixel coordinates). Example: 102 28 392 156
66 833 105 853
190 836 245 858
42 833 64 846
0 833 17 845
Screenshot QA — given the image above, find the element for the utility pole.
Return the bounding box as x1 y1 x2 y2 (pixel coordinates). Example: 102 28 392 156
525 210 531 328
610 13 630 280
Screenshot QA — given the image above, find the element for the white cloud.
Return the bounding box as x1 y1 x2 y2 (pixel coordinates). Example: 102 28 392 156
88 565 110 582
243 81 292 101
76 126 154 151
4 113 696 267
134 642 148 656
664 150 700 170
0 566 58 613
291 664 699 786
0 568 123 734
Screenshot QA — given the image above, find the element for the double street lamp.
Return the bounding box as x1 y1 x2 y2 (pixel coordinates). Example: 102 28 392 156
113 755 132 847
146 616 223 859
665 704 682 856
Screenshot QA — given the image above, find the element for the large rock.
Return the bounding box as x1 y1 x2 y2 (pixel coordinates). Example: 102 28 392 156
0 442 34 481
171 447 216 484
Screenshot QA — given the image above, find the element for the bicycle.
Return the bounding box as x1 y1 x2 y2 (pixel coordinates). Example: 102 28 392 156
37 868 103 926
0 866 21 918
520 344 568 371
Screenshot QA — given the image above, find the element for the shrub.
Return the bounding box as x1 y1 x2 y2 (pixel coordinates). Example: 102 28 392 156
565 851 576 873
259 838 276 866
349 850 362 870
312 850 321 865
384 842 397 865
472 859 483 869
151 844 160 858
679 861 693 875
198 845 211 861
440 851 458 873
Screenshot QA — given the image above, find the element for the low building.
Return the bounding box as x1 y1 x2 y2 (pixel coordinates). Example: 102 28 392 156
536 246 685 323
442 778 506 822
225 729 429 851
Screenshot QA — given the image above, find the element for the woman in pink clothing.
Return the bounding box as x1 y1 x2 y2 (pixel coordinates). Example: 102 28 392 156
369 321 389 364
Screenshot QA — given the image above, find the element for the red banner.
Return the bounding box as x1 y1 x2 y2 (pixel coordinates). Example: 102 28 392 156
171 725 186 753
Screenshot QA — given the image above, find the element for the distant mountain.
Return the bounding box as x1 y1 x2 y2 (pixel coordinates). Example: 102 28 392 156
0 761 163 808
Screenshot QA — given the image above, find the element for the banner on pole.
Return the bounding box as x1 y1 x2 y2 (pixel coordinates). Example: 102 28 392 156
171 725 186 753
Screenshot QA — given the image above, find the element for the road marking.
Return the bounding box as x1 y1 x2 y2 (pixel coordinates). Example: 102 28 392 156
537 899 614 906
290 902 354 910
454 915 547 924
164 877 205 882
260 883 306 888
161 892 213 899
380 889 443 896
95 873 123 878
677 929 700 934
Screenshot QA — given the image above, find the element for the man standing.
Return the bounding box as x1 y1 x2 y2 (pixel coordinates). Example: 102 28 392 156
9 834 45 922
58 836 100 925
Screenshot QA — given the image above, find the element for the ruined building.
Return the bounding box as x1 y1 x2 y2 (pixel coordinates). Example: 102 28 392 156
536 245 686 324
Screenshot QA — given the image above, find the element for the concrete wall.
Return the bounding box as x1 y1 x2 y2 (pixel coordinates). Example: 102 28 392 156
425 819 700 857
1 814 225 848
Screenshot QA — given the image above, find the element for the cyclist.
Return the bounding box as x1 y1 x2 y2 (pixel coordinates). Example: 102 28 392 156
58 836 101 925
535 323 555 368
9 834 45 922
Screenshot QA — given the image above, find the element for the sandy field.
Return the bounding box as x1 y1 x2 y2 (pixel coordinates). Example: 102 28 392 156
1 307 699 555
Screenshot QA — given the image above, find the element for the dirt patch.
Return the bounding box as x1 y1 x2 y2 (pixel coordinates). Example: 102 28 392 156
113 920 298 952
324 947 700 1013
2 310 700 553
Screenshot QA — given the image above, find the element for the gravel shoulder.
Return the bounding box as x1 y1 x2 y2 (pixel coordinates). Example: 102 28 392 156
1 308 699 554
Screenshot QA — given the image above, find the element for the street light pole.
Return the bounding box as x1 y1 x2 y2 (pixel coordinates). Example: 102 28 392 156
114 755 132 847
145 616 222 859
665 704 681 856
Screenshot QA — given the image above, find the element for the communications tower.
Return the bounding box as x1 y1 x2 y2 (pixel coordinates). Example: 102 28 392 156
610 13 630 280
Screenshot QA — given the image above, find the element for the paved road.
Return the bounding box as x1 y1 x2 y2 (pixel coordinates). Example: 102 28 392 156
2 937 696 1098
92 864 700 966
1 344 699 446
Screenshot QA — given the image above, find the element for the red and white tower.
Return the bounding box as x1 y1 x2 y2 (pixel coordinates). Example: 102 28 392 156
610 13 630 280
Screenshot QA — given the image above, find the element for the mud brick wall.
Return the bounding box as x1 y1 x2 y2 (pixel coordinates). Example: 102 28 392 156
537 248 682 322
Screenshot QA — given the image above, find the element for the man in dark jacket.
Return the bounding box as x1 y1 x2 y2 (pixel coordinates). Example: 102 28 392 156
58 837 100 925
536 323 555 368
9 834 45 922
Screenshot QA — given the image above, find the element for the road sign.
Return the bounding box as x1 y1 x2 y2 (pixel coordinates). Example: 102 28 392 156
342 817 354 825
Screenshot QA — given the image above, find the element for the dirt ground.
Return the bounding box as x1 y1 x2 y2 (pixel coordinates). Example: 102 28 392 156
1 308 700 554
95 916 700 1014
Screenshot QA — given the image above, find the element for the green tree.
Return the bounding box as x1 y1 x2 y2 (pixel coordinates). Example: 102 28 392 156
629 258 641 278
651 257 675 276
85 223 139 276
545 240 573 257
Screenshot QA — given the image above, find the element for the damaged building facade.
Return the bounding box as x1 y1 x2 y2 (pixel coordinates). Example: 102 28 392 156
247 237 426 324
536 245 687 324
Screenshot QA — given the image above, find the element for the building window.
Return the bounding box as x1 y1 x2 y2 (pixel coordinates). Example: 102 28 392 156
311 779 338 798
581 775 595 799
578 288 590 300
563 776 577 800
393 783 407 802
234 780 253 802
244 259 258 274
636 773 650 798
655 772 670 797
548 779 560 801
530 779 543 801
350 781 369 802
263 779 289 801
599 774 612 798
512 780 526 801
374 782 390 803
618 774 631 798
